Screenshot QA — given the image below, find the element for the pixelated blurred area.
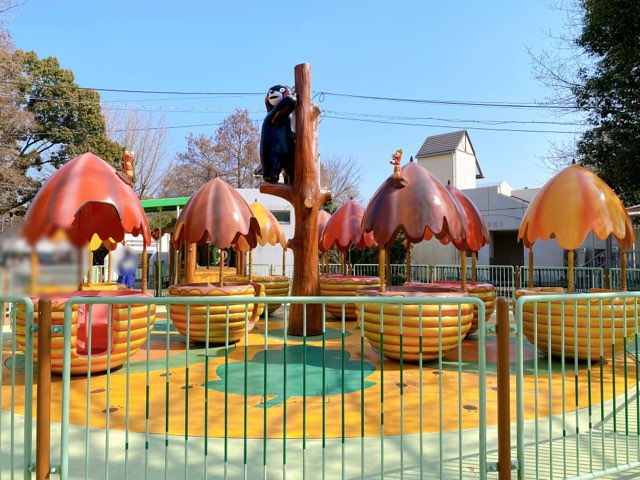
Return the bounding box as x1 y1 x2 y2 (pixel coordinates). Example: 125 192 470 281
0 219 85 298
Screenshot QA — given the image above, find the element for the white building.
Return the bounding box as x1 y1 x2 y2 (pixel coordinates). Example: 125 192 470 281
412 130 633 267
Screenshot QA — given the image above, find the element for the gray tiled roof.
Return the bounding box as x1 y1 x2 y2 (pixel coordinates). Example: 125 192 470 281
416 130 468 158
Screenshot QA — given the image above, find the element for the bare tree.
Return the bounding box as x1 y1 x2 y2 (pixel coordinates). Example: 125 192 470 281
214 108 260 188
162 133 223 197
319 153 363 206
527 0 589 171
106 109 170 198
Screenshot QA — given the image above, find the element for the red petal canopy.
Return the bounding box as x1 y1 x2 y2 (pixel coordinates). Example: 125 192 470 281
446 183 489 252
362 160 465 247
173 177 260 250
319 199 377 253
317 209 331 246
22 152 151 248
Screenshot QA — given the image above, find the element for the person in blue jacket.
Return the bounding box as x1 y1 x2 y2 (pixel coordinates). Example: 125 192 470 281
116 248 138 288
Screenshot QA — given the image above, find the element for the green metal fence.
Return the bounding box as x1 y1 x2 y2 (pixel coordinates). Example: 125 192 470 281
514 291 640 479
51 295 488 479
518 266 605 292
432 265 516 299
609 268 640 291
0 296 34 480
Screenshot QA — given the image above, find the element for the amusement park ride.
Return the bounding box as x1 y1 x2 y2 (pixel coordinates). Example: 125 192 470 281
13 63 638 371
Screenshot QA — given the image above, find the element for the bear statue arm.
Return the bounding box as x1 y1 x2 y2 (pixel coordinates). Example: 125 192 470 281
270 95 297 124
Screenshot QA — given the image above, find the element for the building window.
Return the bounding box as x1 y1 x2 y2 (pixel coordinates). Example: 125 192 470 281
271 210 291 224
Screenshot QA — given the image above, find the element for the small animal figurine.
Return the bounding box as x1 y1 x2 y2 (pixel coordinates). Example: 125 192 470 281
117 148 135 188
123 149 135 180
259 85 297 183
388 148 407 188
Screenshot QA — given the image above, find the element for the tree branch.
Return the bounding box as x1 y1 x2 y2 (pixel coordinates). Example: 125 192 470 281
319 187 332 206
259 181 294 205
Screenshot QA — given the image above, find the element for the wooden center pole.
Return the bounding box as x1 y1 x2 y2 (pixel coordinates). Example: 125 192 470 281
86 249 93 286
248 249 253 282
567 249 574 294
107 251 113 283
621 249 627 291
405 241 412 283
282 247 286 276
461 251 467 291
260 63 331 336
219 249 225 287
186 244 196 284
141 243 148 293
32 250 40 295
528 247 534 288
379 247 387 292
341 251 346 276
471 251 477 283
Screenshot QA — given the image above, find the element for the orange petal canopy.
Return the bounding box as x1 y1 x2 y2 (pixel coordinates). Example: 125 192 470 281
173 177 260 250
446 183 489 252
22 152 151 249
234 200 287 251
317 209 331 246
518 164 635 250
319 199 377 253
362 160 465 247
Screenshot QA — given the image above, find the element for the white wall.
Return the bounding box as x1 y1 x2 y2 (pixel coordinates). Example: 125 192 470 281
454 150 477 189
417 154 454 185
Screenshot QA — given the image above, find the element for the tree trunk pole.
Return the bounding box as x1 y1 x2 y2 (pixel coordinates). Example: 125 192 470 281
461 251 467 292
567 249 574 294
471 251 477 283
528 248 534 288
621 249 627 291
260 63 330 336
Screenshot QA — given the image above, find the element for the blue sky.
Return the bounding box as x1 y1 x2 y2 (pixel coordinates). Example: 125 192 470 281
6 1 582 201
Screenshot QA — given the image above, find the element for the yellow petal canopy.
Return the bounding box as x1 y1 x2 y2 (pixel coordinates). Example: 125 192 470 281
234 200 287 252
518 164 635 250
89 234 119 251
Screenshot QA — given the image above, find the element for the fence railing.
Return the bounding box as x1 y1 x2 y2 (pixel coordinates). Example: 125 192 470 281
610 268 640 291
9 287 640 478
432 264 516 299
0 296 34 479
1 294 489 479
514 291 640 479
518 266 605 293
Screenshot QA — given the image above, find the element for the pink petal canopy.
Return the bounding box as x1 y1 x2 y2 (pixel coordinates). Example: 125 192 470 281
446 183 489 252
319 199 377 253
22 152 151 249
173 177 260 250
362 160 465 247
317 209 331 246
518 164 635 250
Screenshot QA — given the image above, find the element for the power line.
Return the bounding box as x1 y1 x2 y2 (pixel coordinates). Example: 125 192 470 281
323 114 582 134
0 80 262 96
319 91 576 110
1 79 576 109
323 109 585 127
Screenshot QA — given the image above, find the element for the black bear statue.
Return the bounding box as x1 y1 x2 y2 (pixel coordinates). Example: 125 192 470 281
259 85 297 183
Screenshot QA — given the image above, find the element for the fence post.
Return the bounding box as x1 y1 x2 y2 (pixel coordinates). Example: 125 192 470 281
36 299 52 480
496 297 512 480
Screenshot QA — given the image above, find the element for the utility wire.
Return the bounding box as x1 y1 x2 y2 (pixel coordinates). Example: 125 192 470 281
319 91 576 110
324 114 582 134
0 79 575 109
